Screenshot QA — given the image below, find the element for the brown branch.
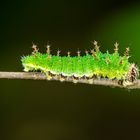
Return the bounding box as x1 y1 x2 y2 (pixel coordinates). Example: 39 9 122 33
0 72 140 89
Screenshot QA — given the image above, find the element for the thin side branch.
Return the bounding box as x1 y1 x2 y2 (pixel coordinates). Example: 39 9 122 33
0 72 140 89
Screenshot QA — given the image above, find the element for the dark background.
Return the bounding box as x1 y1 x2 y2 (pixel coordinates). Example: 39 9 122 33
0 0 140 140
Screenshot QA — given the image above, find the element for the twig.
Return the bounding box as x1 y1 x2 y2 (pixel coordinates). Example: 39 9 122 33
0 72 139 89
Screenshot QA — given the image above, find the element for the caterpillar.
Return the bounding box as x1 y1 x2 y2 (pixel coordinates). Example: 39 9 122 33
21 41 139 86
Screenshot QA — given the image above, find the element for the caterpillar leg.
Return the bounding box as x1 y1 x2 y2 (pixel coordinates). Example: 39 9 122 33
120 80 135 87
85 76 94 84
46 71 52 80
59 74 66 82
72 76 79 83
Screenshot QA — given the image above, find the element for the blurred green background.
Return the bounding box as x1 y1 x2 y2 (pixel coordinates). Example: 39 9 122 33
0 0 140 140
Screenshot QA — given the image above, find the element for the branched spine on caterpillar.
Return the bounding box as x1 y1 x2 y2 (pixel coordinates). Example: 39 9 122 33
21 41 139 86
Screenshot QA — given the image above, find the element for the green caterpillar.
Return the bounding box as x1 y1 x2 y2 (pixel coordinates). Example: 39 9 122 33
21 41 139 86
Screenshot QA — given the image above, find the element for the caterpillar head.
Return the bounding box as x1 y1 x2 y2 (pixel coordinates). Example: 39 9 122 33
127 64 139 82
